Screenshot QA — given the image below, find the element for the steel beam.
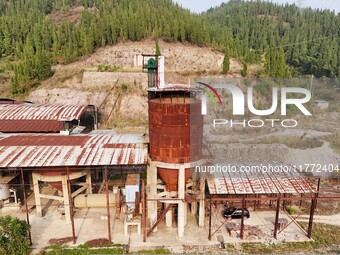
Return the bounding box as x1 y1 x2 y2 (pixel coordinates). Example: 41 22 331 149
274 195 281 239
240 196 246 239
104 166 112 243
307 194 317 238
21 168 32 245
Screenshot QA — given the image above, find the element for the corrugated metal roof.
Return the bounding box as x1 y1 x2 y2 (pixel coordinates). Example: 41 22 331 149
0 104 92 133
0 98 33 104
0 120 65 133
0 134 147 168
0 104 88 120
207 164 316 195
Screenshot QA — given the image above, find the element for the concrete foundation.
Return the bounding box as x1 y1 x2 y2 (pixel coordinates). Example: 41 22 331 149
147 160 205 238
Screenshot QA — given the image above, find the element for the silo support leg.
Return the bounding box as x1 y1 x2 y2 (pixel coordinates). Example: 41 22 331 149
184 202 188 226
199 199 205 227
32 173 42 217
191 202 197 215
165 193 172 227
62 175 71 223
178 165 185 238
199 179 205 227
86 171 92 194
147 163 151 220
178 202 185 238
149 161 158 232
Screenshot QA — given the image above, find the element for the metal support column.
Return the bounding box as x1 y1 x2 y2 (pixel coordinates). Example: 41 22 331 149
104 166 112 243
20 168 32 245
240 195 246 239
208 197 212 241
307 194 317 238
274 195 281 239
314 178 321 209
283 193 287 210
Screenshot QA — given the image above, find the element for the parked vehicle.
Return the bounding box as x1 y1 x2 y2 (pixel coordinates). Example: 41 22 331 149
223 207 250 219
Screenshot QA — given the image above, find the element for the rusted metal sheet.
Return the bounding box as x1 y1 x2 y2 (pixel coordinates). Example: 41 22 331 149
0 98 33 104
0 104 92 133
0 134 147 168
149 97 203 164
0 120 65 133
207 165 316 195
157 167 191 191
149 95 203 191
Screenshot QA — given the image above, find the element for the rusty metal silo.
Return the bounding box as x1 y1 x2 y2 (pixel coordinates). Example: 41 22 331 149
144 54 204 238
149 94 203 191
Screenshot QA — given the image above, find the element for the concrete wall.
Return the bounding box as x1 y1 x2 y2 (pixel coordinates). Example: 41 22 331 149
82 71 148 89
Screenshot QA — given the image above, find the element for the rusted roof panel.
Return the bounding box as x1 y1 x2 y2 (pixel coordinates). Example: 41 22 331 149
0 98 33 104
0 134 147 168
207 164 316 195
0 104 91 133
0 120 65 133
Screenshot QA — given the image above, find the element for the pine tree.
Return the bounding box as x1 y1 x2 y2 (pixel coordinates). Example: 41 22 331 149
241 62 248 77
222 46 230 74
155 40 161 56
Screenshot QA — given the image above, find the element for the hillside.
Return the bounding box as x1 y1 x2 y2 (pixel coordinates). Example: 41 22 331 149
0 0 339 99
203 0 340 77
27 39 243 131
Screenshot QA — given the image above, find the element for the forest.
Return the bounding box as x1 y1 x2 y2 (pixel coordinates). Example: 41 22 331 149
0 0 339 95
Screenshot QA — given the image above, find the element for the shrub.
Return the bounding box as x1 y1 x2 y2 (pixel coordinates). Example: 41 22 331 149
0 216 31 255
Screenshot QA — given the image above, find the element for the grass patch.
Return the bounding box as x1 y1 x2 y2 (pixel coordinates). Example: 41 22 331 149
134 248 171 254
286 207 299 215
45 244 69 250
43 246 169 255
43 247 126 255
97 64 119 72
95 65 140 72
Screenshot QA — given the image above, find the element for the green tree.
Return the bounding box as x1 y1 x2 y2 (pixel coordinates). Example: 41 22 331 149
0 216 31 255
222 46 230 74
241 62 248 77
155 40 161 56
35 50 53 80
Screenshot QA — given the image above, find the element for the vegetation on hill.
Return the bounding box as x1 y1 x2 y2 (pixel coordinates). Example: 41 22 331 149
203 0 339 78
0 0 339 95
